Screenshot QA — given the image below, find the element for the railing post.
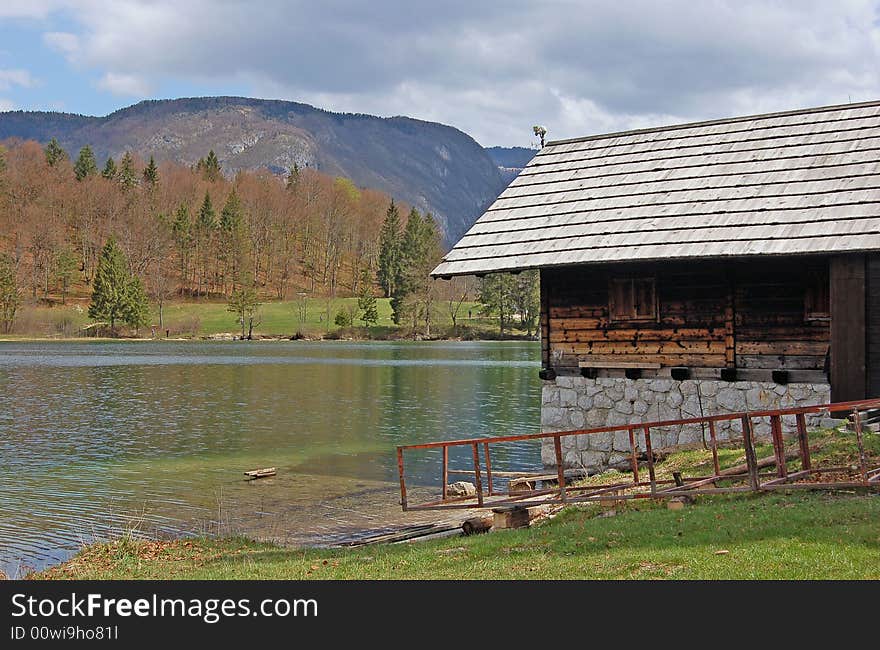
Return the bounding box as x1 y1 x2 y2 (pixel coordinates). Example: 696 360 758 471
397 447 408 511
483 442 494 496
471 442 484 506
553 435 567 503
741 415 760 490
627 427 640 484
708 420 721 477
795 413 811 470
852 408 869 483
770 414 787 478
643 426 657 496
441 446 449 500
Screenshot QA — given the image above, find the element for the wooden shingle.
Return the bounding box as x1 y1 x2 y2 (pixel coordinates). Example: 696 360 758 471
432 100 880 277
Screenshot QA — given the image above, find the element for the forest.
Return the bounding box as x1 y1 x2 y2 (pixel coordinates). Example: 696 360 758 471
0 138 537 338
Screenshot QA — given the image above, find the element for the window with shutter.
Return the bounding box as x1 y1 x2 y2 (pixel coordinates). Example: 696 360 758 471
805 270 830 321
609 277 656 321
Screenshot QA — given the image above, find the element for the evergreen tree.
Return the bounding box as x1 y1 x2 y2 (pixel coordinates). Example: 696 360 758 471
124 275 150 333
194 191 217 295
0 253 21 334
88 238 149 334
197 191 217 230
118 151 138 189
44 138 67 167
219 189 246 294
286 163 301 191
171 203 192 291
201 149 221 182
54 247 79 305
390 209 442 333
478 273 516 335
142 156 159 187
101 156 117 180
227 279 260 339
334 308 353 328
73 145 97 181
357 268 379 326
377 200 402 298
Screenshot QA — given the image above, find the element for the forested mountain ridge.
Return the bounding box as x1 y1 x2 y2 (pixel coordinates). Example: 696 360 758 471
0 97 507 243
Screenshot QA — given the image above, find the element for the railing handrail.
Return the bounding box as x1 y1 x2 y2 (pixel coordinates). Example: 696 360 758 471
397 397 880 451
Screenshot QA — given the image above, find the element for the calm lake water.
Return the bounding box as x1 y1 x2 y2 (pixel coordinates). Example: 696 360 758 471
0 340 541 574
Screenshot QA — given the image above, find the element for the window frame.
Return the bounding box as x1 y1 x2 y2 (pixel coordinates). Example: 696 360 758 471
608 276 658 323
804 269 830 322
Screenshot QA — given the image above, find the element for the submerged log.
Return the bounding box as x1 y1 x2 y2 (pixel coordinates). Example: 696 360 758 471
244 467 277 480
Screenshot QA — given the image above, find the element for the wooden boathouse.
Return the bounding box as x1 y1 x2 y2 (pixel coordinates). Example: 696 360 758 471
433 100 880 469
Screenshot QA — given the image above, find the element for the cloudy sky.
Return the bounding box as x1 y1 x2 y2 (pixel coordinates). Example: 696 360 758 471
0 0 878 146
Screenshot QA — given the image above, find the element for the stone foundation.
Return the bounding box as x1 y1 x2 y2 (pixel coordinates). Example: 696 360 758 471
540 376 830 470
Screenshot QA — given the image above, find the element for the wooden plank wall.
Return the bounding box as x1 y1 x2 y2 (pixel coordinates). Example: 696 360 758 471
831 255 866 401
867 254 880 398
544 258 830 373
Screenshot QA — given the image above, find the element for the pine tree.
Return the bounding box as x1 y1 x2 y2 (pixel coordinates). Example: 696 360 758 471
142 156 159 187
0 253 21 334
219 189 246 294
88 238 149 334
390 209 442 333
198 191 217 229
195 191 217 295
118 152 138 189
357 268 379 326
377 200 402 298
54 247 79 305
201 149 221 182
124 275 150 333
286 163 301 191
45 138 67 167
73 145 97 181
227 280 260 339
171 203 192 292
478 273 516 335
101 157 117 180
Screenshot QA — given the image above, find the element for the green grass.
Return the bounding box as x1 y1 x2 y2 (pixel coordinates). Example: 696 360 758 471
32 425 880 580
6 297 510 339
34 491 880 580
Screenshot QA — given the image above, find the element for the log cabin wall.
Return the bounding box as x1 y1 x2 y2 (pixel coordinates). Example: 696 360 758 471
867 254 880 398
543 257 831 378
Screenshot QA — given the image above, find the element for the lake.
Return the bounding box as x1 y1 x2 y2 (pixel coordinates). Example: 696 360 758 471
0 340 541 574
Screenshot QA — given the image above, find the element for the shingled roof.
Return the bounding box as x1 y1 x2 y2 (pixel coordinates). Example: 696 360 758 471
432 100 880 277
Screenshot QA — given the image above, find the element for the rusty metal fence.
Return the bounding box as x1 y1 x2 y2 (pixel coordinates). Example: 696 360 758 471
397 398 880 512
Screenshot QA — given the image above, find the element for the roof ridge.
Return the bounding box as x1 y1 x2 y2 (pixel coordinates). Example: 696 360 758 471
543 99 880 148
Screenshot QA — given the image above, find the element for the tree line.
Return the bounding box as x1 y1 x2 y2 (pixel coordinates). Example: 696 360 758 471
0 137 538 338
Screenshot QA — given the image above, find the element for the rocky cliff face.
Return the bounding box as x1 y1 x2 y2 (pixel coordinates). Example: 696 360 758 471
0 97 508 243
485 146 538 185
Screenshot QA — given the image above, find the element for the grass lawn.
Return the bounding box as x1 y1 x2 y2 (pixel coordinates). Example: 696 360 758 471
8 297 509 339
34 491 880 580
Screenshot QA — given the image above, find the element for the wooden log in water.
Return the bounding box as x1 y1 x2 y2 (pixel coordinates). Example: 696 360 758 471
244 467 277 480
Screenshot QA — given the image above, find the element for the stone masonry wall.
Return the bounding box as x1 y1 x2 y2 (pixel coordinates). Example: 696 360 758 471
540 377 830 470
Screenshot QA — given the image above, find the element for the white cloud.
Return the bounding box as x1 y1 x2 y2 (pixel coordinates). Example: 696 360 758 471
0 68 36 91
95 72 151 97
27 1 880 144
0 1 67 19
42 32 80 57
0 98 15 111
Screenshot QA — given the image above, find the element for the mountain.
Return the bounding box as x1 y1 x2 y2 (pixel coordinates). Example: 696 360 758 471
485 146 538 184
0 97 508 243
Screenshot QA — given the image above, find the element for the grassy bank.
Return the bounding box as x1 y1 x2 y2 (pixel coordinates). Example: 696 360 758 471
34 491 880 580
7 297 523 340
